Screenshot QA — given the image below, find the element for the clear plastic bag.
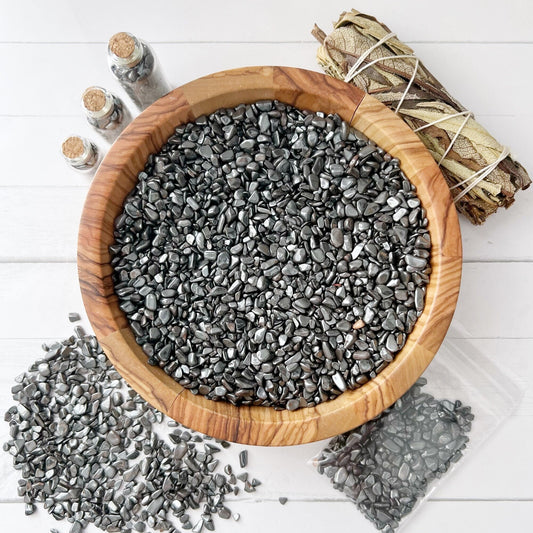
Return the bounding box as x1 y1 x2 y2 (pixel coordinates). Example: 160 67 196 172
311 327 523 532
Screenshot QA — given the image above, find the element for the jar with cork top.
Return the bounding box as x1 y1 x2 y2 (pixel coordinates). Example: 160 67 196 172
108 32 170 110
61 136 99 173
81 86 131 143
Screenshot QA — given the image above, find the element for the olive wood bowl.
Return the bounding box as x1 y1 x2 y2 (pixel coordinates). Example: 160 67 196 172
78 66 462 446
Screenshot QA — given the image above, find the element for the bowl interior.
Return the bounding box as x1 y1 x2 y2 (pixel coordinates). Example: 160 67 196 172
78 66 462 446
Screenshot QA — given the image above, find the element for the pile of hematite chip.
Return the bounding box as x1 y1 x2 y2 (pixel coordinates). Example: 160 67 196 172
3 326 258 533
315 378 473 532
111 100 431 410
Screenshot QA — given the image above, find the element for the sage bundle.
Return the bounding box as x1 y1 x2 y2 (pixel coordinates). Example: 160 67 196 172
312 10 530 224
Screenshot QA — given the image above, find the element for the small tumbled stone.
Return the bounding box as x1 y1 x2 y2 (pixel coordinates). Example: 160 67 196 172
293 248 307 263
239 450 248 468
330 228 344 248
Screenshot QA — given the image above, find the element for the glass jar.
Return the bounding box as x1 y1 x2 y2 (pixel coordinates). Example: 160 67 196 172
108 32 170 111
61 136 100 173
81 86 131 143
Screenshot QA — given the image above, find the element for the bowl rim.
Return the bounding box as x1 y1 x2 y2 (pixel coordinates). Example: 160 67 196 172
78 66 462 446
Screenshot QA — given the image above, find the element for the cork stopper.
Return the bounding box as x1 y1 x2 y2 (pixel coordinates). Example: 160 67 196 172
82 88 107 112
109 32 135 59
62 136 85 159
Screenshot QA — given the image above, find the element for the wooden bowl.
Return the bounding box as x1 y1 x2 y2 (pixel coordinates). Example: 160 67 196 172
78 66 461 446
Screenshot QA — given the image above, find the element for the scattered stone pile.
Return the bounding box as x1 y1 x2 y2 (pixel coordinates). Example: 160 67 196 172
4 326 259 533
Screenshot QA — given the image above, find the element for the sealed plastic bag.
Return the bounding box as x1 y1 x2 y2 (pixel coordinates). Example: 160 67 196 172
312 329 523 532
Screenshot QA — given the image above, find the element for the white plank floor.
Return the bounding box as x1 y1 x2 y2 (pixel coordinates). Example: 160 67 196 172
0 1 532 531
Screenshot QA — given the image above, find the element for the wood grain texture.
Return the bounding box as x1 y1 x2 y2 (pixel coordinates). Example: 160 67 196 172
1 500 532 533
2 0 532 42
78 66 462 446
3 43 533 119
1 337 533 502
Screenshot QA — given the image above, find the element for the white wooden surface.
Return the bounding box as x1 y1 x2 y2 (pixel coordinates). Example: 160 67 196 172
0 1 532 531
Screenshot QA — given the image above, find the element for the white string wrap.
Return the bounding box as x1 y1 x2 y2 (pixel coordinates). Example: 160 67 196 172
342 31 508 203
451 146 510 202
415 111 474 166
343 32 419 113
344 32 397 83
